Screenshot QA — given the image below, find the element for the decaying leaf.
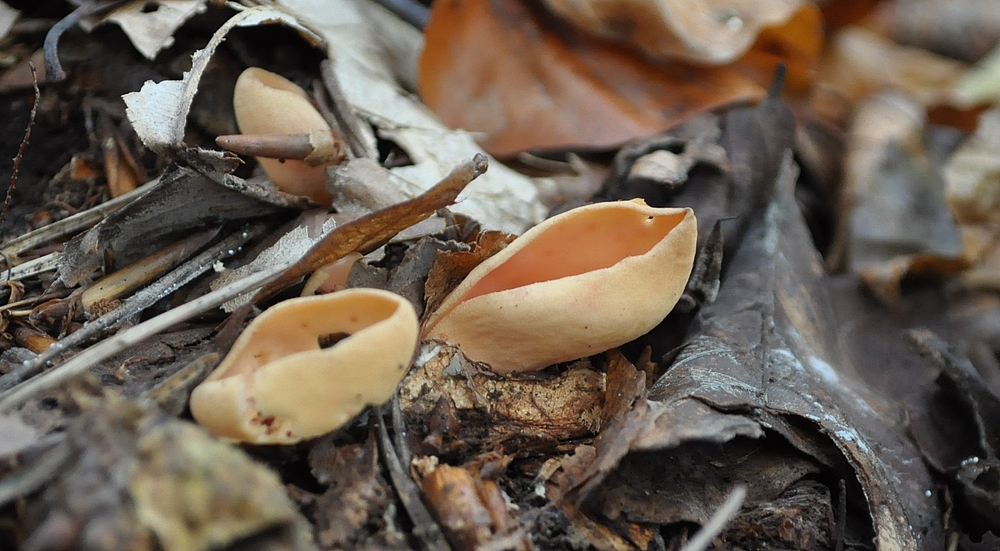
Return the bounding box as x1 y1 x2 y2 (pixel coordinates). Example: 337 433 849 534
123 5 321 158
278 0 549 234
400 343 604 454
308 437 395 549
56 167 299 287
907 329 1000 536
0 1 18 45
889 0 1000 63
21 398 313 551
422 230 515 320
943 108 1000 290
558 155 943 550
838 93 965 300
81 0 208 60
419 0 765 156
819 26 969 108
255 154 488 303
542 0 805 65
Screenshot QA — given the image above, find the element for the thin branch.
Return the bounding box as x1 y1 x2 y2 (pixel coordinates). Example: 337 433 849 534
0 63 39 240
679 485 747 551
0 256 293 412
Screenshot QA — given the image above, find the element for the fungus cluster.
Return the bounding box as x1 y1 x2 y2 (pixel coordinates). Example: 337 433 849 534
192 69 698 444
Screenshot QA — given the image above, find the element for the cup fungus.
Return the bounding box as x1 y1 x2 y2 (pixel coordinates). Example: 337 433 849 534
190 288 418 444
423 200 697 373
230 67 341 205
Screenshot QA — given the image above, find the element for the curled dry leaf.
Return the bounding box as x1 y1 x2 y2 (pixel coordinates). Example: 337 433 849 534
277 0 548 234
231 67 343 205
124 5 322 157
81 0 208 60
190 289 418 444
542 0 804 65
423 200 697 373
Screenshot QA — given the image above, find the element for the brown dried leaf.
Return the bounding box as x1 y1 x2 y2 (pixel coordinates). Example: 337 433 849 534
308 438 393 549
421 230 515 320
541 0 805 65
818 26 968 108
943 109 1000 290
422 465 495 551
400 344 603 454
419 0 766 156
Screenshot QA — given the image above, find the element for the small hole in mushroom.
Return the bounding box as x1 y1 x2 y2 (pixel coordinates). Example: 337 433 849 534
318 332 351 349
141 2 159 13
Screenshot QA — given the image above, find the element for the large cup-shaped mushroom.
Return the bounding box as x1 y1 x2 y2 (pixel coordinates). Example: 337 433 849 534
190 289 418 444
232 67 337 205
423 200 696 373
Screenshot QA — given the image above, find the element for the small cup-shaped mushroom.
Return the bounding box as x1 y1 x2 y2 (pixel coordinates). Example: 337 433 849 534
190 288 418 444
232 67 337 205
423 200 696 373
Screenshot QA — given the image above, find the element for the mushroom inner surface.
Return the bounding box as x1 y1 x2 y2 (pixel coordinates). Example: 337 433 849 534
460 208 687 302
215 294 401 379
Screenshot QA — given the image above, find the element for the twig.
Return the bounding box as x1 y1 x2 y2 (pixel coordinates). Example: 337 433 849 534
0 177 159 262
678 485 746 551
375 406 451 551
43 0 130 82
0 223 266 391
0 255 294 412
0 63 39 238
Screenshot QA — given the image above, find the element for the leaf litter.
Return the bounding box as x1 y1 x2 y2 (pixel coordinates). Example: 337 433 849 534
2 1 1000 550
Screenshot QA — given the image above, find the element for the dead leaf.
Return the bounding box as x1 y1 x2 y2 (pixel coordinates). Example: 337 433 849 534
943 108 1000 290
907 329 1000 536
123 5 321 158
400 343 604 454
422 464 496 551
561 154 943 549
889 0 1000 63
308 437 394 549
81 0 208 61
22 399 314 551
56 167 297 287
818 26 969 108
0 1 18 43
278 0 549 234
838 93 965 301
419 0 765 156
541 0 805 65
422 230 515 320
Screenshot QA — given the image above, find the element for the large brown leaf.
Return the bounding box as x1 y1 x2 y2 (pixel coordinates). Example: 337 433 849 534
419 0 770 156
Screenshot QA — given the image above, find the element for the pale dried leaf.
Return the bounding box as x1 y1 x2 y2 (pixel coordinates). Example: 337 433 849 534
213 216 337 311
82 0 207 60
123 5 321 155
0 1 18 43
277 0 548 234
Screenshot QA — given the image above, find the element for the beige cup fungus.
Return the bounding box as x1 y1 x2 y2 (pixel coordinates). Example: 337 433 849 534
423 200 697 373
231 67 341 205
190 288 418 444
